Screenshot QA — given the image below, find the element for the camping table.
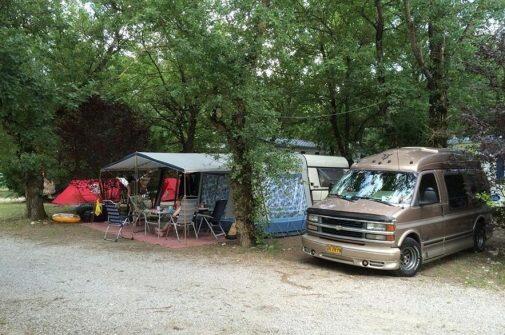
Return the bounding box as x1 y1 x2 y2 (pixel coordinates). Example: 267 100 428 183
145 208 174 237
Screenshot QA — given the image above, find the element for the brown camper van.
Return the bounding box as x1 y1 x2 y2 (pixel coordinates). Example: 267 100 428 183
302 147 492 276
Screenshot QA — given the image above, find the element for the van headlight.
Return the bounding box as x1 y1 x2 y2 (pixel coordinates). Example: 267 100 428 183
366 222 387 231
307 214 320 223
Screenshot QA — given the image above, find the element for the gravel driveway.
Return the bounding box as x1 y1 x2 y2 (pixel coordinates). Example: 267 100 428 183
1 236 504 335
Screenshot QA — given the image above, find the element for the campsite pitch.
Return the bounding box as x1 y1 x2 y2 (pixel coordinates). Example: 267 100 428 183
1 203 505 334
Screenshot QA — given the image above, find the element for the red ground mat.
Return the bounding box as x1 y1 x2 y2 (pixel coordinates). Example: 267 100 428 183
83 222 225 249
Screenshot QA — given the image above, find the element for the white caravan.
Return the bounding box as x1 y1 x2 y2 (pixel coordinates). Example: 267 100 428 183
302 154 349 203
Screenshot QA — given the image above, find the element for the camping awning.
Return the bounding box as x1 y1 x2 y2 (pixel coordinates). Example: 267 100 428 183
101 152 230 173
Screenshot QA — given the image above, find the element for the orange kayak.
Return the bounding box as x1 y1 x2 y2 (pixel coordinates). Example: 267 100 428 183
52 213 81 224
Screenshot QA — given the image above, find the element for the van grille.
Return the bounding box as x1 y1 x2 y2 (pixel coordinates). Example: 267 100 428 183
321 227 363 238
321 217 364 229
314 216 369 240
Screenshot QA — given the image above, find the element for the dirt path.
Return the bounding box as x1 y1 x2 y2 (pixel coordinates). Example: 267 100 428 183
1 235 504 335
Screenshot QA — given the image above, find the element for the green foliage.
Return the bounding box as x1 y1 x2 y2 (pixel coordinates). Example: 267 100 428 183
477 192 505 228
0 0 60 200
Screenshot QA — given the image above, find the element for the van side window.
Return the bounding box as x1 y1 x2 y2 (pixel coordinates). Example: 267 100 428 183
444 173 468 209
418 173 439 203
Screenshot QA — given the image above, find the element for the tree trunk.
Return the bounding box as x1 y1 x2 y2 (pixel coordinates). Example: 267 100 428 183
230 150 256 247
426 79 448 147
181 105 198 153
354 1 389 151
374 0 389 117
208 0 270 247
210 105 257 247
403 0 449 147
321 44 351 162
427 20 448 147
25 176 47 220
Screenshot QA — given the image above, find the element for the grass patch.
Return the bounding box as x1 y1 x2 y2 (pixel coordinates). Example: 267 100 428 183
0 202 71 223
0 188 17 198
422 249 505 290
0 202 75 236
0 202 27 221
406 229 505 290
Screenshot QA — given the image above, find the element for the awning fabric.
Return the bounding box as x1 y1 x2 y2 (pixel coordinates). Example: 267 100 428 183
101 152 230 173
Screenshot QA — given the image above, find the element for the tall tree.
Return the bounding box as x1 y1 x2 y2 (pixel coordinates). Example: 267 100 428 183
206 0 292 246
271 1 390 162
360 0 390 121
463 27 505 159
55 96 149 179
0 0 60 219
48 1 146 181
403 0 450 147
117 0 211 153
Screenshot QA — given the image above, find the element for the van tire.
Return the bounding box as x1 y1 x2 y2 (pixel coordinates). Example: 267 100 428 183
473 223 486 252
395 237 422 277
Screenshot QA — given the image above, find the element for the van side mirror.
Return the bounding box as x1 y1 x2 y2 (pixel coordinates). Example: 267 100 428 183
419 187 438 206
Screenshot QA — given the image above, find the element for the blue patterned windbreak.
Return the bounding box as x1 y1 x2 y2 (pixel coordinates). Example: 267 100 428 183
200 173 230 210
262 173 307 220
200 172 308 235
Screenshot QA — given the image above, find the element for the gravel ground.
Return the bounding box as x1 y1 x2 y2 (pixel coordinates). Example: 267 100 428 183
1 236 504 335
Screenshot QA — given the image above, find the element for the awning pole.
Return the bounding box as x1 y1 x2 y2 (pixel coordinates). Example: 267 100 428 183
134 154 138 196
184 173 187 199
175 172 180 200
98 170 104 200
184 173 187 243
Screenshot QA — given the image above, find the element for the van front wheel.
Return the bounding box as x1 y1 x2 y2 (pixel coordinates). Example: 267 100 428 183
395 237 422 277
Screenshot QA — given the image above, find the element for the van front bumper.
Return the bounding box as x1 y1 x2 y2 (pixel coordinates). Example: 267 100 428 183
302 234 401 270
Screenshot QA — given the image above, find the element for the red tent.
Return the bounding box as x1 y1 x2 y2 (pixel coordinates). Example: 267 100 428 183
52 180 100 205
52 179 122 205
161 177 179 201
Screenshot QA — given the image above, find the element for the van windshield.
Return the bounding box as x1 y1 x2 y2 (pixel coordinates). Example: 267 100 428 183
330 170 417 206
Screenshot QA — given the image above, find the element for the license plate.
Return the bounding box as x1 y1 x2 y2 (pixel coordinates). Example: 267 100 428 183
326 245 342 255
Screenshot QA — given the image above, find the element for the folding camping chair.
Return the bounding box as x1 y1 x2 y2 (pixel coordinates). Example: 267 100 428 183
129 195 149 231
169 197 199 241
103 200 130 242
197 199 227 239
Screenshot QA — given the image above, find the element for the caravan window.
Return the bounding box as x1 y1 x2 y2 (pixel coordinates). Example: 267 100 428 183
317 168 344 188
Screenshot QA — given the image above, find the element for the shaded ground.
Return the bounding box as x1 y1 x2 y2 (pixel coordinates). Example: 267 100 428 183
1 203 505 334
